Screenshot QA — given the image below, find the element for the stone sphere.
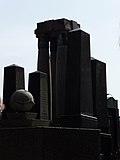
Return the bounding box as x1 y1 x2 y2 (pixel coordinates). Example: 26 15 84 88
10 89 35 112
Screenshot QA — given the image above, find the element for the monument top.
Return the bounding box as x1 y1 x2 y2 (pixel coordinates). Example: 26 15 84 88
34 18 80 38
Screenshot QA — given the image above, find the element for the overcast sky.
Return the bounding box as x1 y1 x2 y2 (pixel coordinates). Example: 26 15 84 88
0 0 120 108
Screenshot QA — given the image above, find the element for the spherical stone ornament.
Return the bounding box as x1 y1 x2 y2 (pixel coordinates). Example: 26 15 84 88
10 89 35 112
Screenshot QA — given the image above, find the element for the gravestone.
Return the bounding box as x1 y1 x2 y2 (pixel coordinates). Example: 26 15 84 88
35 18 80 121
107 97 119 152
3 64 25 115
91 58 108 133
51 28 98 128
28 71 49 120
65 29 93 116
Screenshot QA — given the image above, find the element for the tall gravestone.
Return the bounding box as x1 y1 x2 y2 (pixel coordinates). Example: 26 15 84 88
3 64 25 115
53 28 98 128
107 97 119 152
35 19 80 120
91 58 108 133
65 29 93 116
28 71 49 120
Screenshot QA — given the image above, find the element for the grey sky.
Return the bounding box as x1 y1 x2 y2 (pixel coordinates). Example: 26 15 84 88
0 0 120 107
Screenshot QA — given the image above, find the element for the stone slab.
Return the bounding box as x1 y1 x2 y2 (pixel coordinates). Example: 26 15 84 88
35 18 80 37
3 64 25 114
28 71 49 120
91 58 108 133
51 114 97 129
0 127 101 160
65 29 93 116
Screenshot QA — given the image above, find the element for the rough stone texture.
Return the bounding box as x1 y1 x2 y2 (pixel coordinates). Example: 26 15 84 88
0 127 101 160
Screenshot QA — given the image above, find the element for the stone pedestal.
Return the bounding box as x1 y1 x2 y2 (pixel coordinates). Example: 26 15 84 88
0 127 101 160
51 114 97 129
0 112 50 127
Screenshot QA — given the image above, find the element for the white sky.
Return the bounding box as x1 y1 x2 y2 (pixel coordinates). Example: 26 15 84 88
0 0 120 108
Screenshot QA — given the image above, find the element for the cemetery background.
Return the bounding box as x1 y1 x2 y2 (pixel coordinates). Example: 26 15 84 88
0 18 119 160
0 1 120 160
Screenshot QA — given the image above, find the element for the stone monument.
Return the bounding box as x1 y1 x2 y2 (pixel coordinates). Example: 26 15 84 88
35 18 80 120
91 58 108 133
28 71 49 120
3 64 25 117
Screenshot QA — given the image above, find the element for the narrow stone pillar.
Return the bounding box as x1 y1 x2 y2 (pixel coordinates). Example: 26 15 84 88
50 38 57 120
35 31 51 119
37 36 49 74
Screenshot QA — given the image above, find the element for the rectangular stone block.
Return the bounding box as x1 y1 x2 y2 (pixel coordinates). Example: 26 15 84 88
3 64 25 113
28 71 49 120
35 19 80 36
91 58 108 132
65 29 93 116
51 114 97 129
0 127 101 160
107 107 119 151
0 127 43 160
100 133 112 160
43 127 101 160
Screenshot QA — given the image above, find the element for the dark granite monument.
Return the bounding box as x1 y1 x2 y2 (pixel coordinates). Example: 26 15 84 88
52 28 97 129
28 71 49 120
107 96 119 153
0 127 101 160
3 64 25 115
0 18 119 160
35 19 80 120
65 29 93 116
91 58 108 133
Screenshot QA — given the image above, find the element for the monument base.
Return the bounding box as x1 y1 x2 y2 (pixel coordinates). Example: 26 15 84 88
0 112 51 127
0 119 51 127
51 114 97 129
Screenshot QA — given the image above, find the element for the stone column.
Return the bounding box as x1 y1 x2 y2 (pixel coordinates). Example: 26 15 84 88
50 37 57 120
37 36 49 74
35 34 51 119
